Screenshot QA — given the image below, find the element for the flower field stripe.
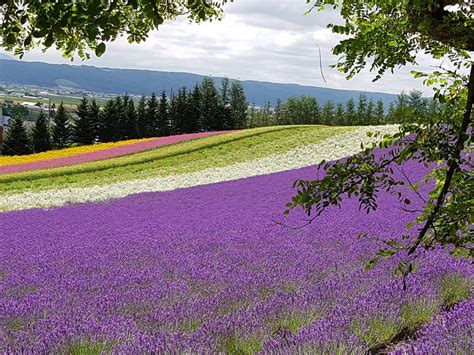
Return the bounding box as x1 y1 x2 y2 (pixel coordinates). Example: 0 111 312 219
0 138 152 167
0 126 398 212
0 125 353 194
0 131 234 175
0 150 471 352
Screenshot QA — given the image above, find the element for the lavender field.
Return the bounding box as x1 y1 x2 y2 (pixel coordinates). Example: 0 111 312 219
0 158 472 353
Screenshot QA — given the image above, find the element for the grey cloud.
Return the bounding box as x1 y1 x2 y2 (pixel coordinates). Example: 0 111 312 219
8 0 439 95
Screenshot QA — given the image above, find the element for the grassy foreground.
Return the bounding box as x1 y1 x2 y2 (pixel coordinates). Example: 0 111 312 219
0 125 353 194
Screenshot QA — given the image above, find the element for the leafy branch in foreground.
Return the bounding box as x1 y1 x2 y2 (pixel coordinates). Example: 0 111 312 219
0 0 229 59
288 0 473 273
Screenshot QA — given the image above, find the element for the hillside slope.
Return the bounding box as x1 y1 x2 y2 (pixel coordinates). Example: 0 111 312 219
0 125 398 211
0 59 397 106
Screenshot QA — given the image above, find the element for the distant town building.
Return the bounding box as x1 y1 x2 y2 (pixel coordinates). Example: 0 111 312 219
21 101 44 111
0 114 11 145
1 114 11 126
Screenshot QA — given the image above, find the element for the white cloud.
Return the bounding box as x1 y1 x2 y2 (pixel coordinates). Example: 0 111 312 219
2 0 444 95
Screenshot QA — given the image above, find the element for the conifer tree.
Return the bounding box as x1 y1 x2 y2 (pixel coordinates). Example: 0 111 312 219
158 91 170 136
113 96 127 140
124 95 138 138
146 93 159 136
220 104 232 129
174 87 190 134
73 97 95 145
374 100 385 124
247 102 257 128
219 77 232 129
98 99 119 142
392 91 410 123
220 77 230 106
366 99 375 125
321 100 335 125
260 101 272 127
188 84 202 133
274 98 284 125
200 77 220 131
387 102 396 123
344 98 356 126
356 94 367 125
32 111 52 152
119 95 129 138
282 97 300 125
279 96 319 125
136 96 147 138
229 80 247 129
335 103 344 125
89 99 100 141
2 115 32 155
168 93 178 135
408 89 427 120
51 102 71 148
310 98 321 125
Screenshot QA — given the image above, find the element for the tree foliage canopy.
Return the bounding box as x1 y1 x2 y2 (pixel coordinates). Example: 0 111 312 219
306 0 473 80
287 1 474 270
1 0 229 59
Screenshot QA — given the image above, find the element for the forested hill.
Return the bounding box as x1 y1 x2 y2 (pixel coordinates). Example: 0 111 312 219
0 59 397 106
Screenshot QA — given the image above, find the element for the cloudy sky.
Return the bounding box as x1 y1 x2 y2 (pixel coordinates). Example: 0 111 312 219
3 0 442 95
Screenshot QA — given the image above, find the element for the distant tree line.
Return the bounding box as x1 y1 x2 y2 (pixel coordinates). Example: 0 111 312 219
1 77 247 156
246 90 442 128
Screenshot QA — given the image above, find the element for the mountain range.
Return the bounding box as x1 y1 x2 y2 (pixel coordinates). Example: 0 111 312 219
0 58 398 106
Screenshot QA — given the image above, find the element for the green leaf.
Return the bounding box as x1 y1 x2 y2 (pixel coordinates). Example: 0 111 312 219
5 33 16 45
365 257 379 271
95 42 106 57
44 35 54 48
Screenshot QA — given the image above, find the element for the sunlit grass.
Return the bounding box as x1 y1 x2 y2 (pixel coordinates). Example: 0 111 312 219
439 274 472 309
218 334 262 354
352 300 438 351
352 317 400 351
0 125 352 194
270 309 319 334
62 340 114 355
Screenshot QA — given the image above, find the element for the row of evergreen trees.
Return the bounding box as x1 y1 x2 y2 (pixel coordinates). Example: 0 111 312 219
1 84 436 156
2 106 74 156
246 90 441 128
74 77 247 144
1 77 247 156
91 78 247 144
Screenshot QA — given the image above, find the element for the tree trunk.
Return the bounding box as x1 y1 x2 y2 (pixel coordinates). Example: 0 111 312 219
408 63 474 255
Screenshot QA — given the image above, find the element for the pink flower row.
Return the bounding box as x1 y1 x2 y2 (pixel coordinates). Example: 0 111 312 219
0 131 233 175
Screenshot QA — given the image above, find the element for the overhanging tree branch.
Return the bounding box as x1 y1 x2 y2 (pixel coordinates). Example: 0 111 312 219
408 62 474 255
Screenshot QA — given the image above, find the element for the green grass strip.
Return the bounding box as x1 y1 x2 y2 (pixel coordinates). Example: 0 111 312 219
1 125 353 194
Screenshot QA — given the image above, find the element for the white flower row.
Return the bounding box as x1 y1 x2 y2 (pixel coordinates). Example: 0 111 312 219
0 125 399 212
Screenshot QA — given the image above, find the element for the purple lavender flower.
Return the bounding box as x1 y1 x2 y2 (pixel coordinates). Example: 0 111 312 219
0 158 472 352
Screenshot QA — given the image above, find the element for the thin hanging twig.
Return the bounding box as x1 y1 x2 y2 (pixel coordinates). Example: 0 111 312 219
316 43 327 84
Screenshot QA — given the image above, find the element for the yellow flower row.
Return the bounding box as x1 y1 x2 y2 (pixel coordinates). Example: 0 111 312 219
0 138 154 166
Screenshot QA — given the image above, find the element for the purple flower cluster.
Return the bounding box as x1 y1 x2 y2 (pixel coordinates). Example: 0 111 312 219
0 159 472 352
